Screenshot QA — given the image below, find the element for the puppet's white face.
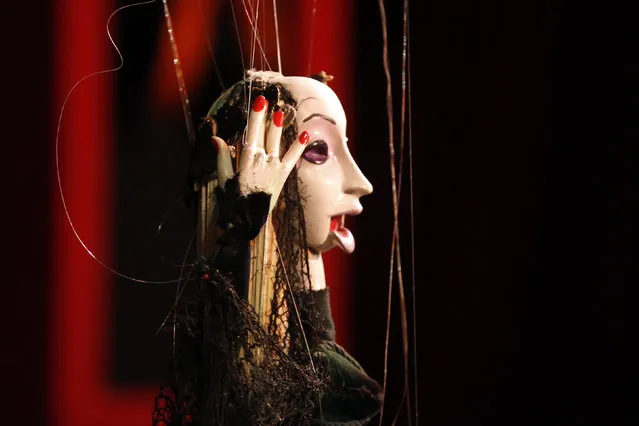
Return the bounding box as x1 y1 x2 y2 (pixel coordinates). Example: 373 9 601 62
281 76 373 254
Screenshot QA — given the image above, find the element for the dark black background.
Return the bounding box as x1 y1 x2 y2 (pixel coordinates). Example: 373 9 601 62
3 1 635 425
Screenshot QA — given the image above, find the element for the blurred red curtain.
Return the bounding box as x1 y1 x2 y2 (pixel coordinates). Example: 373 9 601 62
51 1 354 424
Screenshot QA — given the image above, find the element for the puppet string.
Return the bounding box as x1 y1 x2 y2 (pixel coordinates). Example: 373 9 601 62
390 184 410 426
260 1 264 70
228 0 248 103
390 0 413 423
253 0 260 116
274 239 316 374
248 0 262 69
274 238 324 423
377 0 414 423
162 0 196 146
306 0 318 76
242 0 272 71
262 0 266 71
245 0 256 136
56 0 183 285
172 233 196 357
155 232 197 336
377 0 395 422
244 0 276 145
197 0 225 90
273 0 282 73
248 0 257 71
405 4 420 423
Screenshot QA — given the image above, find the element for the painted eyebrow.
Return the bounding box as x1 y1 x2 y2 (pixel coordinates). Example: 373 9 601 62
298 96 318 106
302 113 336 125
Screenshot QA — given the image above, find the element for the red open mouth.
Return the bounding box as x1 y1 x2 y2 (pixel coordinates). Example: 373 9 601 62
330 215 345 232
329 215 355 253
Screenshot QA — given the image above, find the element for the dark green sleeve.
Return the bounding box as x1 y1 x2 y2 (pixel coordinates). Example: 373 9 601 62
311 289 383 425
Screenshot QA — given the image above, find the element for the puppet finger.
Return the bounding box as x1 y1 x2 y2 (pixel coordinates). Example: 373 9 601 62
266 108 284 158
281 131 309 173
213 136 233 188
246 95 268 150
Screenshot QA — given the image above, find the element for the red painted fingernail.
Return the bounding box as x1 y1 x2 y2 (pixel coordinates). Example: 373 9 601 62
299 131 309 145
252 95 267 112
273 110 284 127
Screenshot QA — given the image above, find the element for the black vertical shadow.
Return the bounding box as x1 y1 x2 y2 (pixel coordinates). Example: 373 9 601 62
354 1 634 425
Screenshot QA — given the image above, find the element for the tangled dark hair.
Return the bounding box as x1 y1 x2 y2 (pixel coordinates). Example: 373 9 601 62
153 72 332 426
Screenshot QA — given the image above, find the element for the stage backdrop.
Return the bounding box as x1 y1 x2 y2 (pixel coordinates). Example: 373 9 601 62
51 1 356 424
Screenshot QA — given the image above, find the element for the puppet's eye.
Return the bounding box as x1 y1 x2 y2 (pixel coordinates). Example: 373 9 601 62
302 140 329 164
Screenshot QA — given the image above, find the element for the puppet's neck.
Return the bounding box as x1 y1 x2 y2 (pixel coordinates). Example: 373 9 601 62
307 251 327 291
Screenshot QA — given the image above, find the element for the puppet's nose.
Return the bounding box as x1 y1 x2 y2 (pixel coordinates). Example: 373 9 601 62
343 154 373 197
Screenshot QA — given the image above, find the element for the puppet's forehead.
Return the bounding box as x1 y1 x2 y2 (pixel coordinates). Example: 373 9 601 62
279 76 347 130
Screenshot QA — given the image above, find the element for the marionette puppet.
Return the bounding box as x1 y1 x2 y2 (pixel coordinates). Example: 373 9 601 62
53 0 416 422
152 70 382 425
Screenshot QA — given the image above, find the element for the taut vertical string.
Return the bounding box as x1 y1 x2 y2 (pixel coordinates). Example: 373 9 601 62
161 0 196 146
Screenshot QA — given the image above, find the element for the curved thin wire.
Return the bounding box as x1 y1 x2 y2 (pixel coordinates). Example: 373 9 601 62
155 232 196 336
56 0 182 285
156 195 196 268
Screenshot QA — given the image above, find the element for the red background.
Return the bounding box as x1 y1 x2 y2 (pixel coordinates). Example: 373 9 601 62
51 0 357 424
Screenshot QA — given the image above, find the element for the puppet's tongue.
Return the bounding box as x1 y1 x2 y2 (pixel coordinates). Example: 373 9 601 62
330 218 355 253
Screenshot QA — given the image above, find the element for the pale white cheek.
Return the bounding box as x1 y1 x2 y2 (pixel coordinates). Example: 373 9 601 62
303 210 328 247
298 163 342 247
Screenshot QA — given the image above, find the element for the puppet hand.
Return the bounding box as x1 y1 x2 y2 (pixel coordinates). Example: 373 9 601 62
213 95 308 213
